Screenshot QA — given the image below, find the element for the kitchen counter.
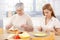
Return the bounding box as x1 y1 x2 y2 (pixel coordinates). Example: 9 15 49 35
55 36 60 40
0 28 3 40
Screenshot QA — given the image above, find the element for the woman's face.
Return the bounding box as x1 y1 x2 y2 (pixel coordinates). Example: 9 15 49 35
43 9 52 17
16 8 24 15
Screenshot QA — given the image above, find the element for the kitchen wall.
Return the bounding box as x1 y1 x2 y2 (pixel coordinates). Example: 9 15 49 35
0 0 60 28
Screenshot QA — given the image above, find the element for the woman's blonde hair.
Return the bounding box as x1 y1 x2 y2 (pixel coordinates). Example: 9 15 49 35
42 3 56 17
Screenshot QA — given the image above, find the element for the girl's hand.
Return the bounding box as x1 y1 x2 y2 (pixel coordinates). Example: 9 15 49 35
45 29 55 32
37 26 42 31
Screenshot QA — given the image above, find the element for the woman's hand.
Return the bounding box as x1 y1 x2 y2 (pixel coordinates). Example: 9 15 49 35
21 24 33 32
21 24 28 28
6 24 12 30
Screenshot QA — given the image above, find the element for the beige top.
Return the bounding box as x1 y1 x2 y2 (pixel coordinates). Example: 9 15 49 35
8 14 32 31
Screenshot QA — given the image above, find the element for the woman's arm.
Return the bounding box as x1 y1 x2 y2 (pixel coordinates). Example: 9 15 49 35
6 17 13 30
54 28 60 35
54 18 60 35
26 17 33 32
21 16 33 32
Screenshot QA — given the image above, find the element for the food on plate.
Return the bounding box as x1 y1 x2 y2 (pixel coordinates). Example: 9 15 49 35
13 35 21 39
7 29 19 34
18 32 23 34
7 26 20 34
19 32 30 38
8 32 30 39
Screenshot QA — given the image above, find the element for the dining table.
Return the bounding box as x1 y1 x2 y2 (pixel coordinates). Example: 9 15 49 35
0 28 60 40
0 28 3 40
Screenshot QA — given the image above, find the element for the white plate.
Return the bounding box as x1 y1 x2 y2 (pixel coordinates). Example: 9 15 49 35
31 32 48 37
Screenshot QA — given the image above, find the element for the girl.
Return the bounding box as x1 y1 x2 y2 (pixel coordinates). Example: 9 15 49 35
38 4 60 34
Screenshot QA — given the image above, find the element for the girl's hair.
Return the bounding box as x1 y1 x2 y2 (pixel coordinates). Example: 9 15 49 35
42 3 56 17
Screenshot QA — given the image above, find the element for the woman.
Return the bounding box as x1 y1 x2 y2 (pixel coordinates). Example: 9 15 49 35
38 4 60 34
6 3 33 32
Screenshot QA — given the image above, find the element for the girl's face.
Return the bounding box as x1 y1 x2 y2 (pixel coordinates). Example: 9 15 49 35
43 9 52 17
